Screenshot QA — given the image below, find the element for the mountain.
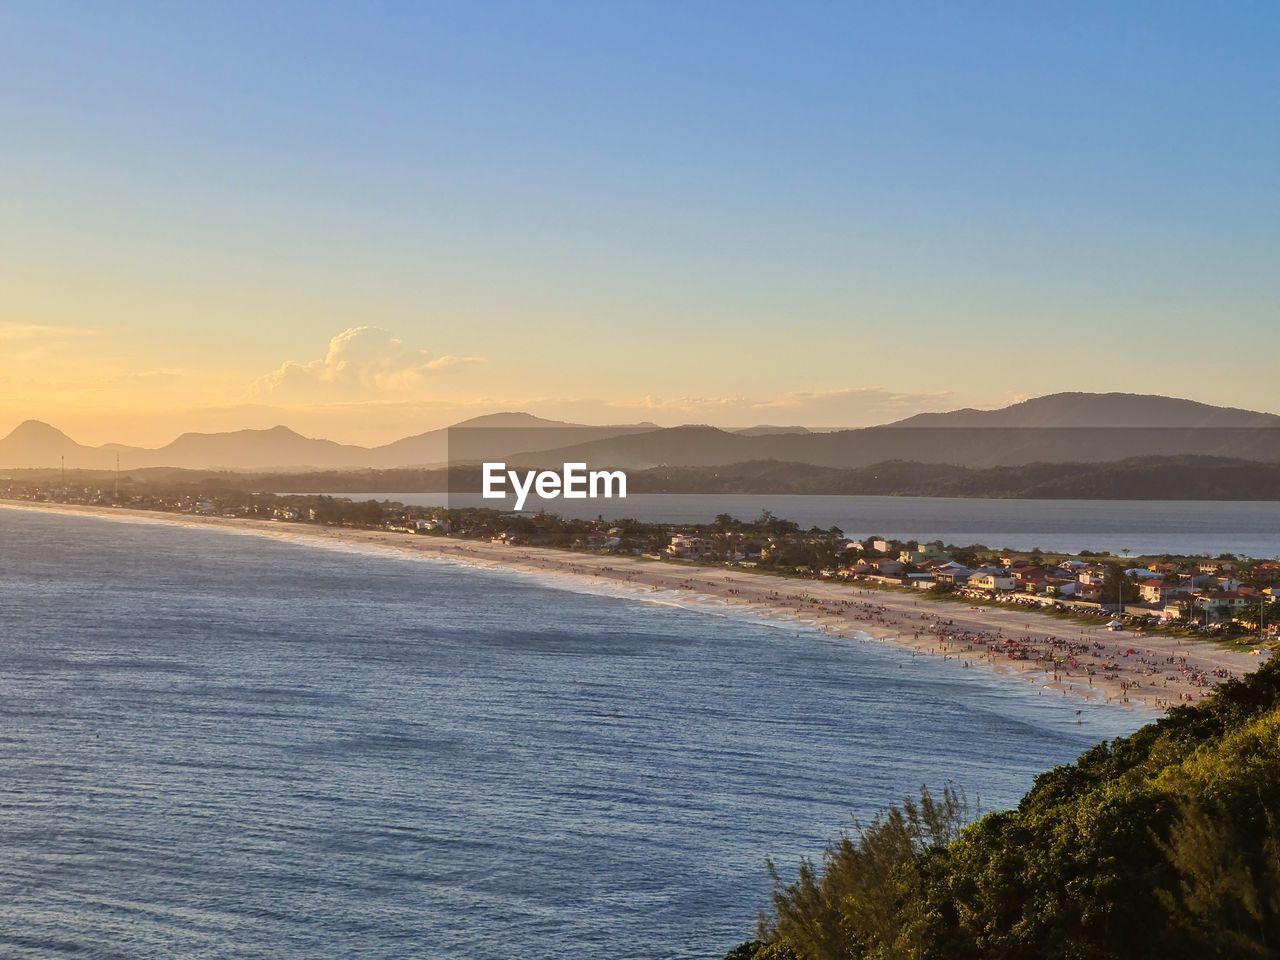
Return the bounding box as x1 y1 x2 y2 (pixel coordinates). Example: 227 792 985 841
0 420 370 471
517 393 1280 470
514 424 759 469
0 420 122 470
367 413 660 468
4 393 1279 471
0 415 661 470
144 426 371 470
732 425 813 436
626 455 1280 500
890 392 1280 428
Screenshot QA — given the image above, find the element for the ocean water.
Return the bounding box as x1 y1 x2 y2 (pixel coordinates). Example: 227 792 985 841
334 491 1280 558
0 508 1144 959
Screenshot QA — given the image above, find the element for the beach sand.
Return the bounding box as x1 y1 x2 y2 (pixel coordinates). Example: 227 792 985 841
4 499 1265 712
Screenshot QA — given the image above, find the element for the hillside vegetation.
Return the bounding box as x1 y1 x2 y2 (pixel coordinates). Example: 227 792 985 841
635 456 1280 500
18 453 1280 501
729 659 1280 959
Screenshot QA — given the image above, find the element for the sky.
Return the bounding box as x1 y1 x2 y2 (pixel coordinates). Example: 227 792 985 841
1 1 1277 446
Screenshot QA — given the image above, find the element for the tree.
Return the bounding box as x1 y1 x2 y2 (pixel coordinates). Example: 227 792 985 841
1233 599 1278 632
761 786 967 960
737 662 1280 960
723 943 800 960
1101 563 1142 605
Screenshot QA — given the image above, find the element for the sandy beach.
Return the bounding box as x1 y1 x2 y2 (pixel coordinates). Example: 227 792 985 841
4 499 1265 712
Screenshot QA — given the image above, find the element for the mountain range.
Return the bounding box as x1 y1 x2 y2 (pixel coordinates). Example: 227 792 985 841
507 393 1280 470
3 393 1279 472
623 455 1280 501
0 412 659 471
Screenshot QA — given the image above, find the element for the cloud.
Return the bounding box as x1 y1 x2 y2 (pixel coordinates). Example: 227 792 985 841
248 327 484 401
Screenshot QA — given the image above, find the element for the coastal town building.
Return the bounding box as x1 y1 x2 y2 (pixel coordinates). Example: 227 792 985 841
899 543 950 565
667 535 715 560
969 570 1015 592
1139 579 1167 604
1193 590 1252 620
8 478 1280 641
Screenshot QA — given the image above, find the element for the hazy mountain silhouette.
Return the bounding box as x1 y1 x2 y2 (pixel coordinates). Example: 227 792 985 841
4 393 1279 471
0 414 660 470
515 393 1280 470
732 425 813 436
368 413 660 468
0 420 117 470
623 455 1280 500
152 426 370 470
889 392 1280 429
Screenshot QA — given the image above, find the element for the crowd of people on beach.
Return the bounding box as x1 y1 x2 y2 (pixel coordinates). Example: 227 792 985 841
501 550 1241 711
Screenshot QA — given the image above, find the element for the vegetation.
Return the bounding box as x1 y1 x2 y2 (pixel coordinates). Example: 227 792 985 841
631 456 1280 501
10 453 1280 500
730 659 1280 959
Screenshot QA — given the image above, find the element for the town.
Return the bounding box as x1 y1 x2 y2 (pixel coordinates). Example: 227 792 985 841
7 476 1277 646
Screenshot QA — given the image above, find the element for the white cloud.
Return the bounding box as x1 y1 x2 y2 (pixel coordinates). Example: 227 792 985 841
248 327 484 401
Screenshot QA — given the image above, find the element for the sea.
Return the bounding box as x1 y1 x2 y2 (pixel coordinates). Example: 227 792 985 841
0 507 1144 959
324 492 1280 559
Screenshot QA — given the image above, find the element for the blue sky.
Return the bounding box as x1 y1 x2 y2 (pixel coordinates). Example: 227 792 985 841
1 1 1277 443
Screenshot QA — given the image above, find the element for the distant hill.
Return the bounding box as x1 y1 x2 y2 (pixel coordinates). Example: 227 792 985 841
4 393 1279 471
0 422 371 471
514 424 760 469
0 414 661 470
367 413 660 468
889 392 1280 429
626 455 1280 500
732 425 812 437
517 424 1280 471
519 393 1280 469
150 426 370 470
17 453 1280 501
0 420 129 469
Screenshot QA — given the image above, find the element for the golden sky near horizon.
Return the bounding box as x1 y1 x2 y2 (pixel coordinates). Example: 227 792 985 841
1 320 974 445
3 317 1277 447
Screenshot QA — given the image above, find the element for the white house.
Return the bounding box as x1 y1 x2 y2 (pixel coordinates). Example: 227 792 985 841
667 535 715 560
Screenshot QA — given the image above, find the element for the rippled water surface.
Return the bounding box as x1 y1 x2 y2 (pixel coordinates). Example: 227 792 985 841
0 509 1144 959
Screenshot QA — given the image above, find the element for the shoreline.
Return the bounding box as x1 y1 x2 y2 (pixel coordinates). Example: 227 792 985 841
4 499 1264 712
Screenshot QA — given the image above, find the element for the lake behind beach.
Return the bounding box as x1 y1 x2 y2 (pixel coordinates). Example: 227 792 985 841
315 492 1280 558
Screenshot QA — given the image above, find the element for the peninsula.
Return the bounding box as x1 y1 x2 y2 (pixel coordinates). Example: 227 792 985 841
2 495 1264 713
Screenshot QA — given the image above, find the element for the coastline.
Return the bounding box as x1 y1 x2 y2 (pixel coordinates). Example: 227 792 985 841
4 499 1263 712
